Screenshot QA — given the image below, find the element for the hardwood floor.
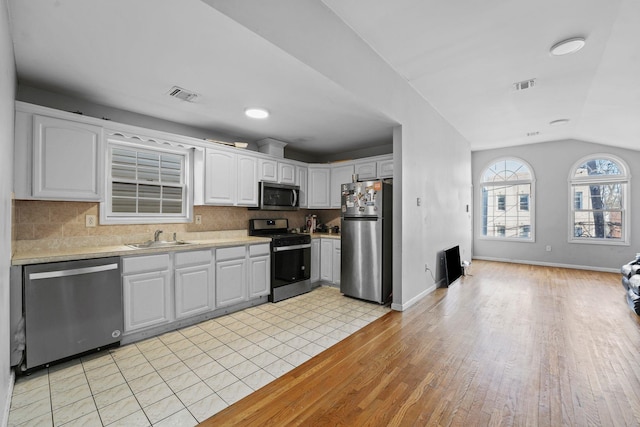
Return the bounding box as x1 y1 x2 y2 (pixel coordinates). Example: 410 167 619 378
200 260 640 426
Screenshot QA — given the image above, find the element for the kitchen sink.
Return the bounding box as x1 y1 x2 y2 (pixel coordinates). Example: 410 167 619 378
126 240 193 249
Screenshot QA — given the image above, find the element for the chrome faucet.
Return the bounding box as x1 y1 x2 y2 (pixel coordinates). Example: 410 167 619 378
154 229 163 242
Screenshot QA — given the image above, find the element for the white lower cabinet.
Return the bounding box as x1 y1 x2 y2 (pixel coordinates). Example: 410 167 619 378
174 250 214 319
216 246 247 308
123 244 270 335
333 239 341 286
320 238 334 282
315 237 341 285
249 244 271 298
310 238 320 283
122 254 173 333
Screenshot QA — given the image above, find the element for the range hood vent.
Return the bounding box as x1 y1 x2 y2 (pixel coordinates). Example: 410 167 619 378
167 86 198 102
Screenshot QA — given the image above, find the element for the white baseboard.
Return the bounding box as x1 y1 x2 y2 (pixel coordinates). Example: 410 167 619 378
472 256 620 273
2 370 15 427
391 283 437 311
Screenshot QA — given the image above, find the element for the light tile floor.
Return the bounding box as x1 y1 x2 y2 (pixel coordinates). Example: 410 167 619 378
8 286 390 427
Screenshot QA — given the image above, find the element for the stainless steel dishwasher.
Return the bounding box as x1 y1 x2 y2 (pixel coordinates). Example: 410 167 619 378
24 257 123 369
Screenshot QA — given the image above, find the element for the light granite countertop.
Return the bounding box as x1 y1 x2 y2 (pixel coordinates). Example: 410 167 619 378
11 236 272 266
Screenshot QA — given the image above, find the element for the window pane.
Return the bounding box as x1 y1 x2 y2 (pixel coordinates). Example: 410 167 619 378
482 159 531 182
162 200 183 214
482 183 532 238
112 182 137 198
162 186 183 200
112 198 136 213
138 199 161 213
138 167 159 182
519 194 529 211
573 211 623 240
572 183 622 210
574 158 622 178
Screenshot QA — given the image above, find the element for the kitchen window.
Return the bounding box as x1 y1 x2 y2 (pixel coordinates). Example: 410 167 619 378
101 136 192 224
569 154 629 245
480 158 535 241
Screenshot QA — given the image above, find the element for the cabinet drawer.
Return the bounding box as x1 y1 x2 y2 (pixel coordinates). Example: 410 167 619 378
249 243 270 257
122 254 171 274
175 249 213 267
217 246 246 261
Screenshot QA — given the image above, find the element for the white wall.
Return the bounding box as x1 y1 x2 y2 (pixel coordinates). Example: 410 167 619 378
203 0 473 309
473 139 640 271
0 0 16 423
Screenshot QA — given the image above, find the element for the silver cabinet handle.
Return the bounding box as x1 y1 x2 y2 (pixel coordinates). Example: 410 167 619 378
29 263 119 280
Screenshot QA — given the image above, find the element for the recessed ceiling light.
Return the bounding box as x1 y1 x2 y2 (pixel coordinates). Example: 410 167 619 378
245 108 269 119
550 119 570 126
550 37 586 56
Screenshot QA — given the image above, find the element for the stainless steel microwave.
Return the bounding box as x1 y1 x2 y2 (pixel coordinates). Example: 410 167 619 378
257 182 300 210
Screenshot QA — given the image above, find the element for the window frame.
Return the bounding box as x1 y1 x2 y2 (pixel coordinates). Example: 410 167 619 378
100 135 193 225
568 154 630 246
478 157 535 242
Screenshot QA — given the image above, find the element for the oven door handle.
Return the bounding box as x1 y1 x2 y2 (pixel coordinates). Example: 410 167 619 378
273 243 311 252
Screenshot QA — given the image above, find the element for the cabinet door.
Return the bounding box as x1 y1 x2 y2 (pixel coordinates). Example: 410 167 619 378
310 238 320 283
258 158 278 182
308 167 331 208
354 161 377 180
331 163 355 208
237 154 258 206
320 238 334 282
216 258 247 307
249 255 270 298
333 239 341 286
377 158 394 178
175 264 214 319
204 149 237 205
33 115 103 200
123 270 172 333
278 162 296 185
296 166 308 208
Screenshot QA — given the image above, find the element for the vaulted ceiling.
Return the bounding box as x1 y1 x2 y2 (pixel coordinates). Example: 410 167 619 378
7 0 640 156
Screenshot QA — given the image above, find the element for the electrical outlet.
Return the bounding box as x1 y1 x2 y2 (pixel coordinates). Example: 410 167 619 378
425 263 429 272
417 197 421 206
85 214 97 228
195 214 202 225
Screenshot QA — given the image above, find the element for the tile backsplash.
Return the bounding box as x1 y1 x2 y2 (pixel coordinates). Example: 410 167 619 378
14 200 341 253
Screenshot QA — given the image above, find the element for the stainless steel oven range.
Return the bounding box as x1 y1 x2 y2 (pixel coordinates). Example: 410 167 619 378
249 218 311 302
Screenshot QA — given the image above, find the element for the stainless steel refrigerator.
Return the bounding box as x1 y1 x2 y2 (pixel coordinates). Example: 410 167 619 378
340 179 392 304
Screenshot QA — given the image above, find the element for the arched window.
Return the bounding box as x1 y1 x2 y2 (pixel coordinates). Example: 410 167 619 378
480 158 534 241
569 154 629 244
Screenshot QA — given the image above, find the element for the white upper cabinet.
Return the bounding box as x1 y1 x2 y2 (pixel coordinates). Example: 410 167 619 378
204 149 237 205
296 165 308 208
26 114 103 201
237 154 258 206
308 166 331 208
330 163 355 208
377 157 394 178
278 162 296 185
258 158 278 182
354 161 377 181
204 148 258 207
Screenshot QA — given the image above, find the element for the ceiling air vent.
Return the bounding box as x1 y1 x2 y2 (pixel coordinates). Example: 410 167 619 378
513 78 537 92
167 86 198 102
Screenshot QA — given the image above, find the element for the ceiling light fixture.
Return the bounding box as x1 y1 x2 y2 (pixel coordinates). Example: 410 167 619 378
550 119 570 126
550 37 586 56
245 108 269 119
